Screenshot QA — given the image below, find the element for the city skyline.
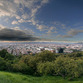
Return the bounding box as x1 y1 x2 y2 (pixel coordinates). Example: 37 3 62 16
0 0 83 42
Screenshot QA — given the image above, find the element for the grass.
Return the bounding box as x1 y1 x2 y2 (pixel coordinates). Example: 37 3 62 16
0 71 83 83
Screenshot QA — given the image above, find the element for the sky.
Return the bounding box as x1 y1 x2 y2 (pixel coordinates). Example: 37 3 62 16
0 0 83 42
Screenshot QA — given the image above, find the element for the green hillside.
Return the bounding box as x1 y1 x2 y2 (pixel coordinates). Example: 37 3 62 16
0 71 83 83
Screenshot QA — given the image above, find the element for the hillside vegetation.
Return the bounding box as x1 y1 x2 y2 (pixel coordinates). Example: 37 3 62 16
0 49 83 81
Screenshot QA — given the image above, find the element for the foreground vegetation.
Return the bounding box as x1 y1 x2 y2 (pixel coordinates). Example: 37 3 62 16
1 71 83 83
0 49 83 81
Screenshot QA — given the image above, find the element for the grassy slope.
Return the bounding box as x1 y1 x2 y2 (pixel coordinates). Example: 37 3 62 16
0 71 83 83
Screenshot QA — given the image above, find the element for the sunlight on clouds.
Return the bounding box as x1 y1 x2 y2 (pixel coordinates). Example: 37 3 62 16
12 20 18 25
0 24 6 30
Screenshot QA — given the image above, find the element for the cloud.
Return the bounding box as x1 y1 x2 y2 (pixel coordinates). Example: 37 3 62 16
0 25 38 41
0 24 6 30
57 35 73 38
0 0 17 17
0 28 39 41
67 29 83 36
0 3 3 6
57 29 83 38
12 20 18 25
13 27 20 30
53 21 66 29
41 0 49 4
46 27 57 34
0 0 49 22
16 16 20 19
13 0 50 32
22 13 29 19
36 25 48 31
0 0 58 37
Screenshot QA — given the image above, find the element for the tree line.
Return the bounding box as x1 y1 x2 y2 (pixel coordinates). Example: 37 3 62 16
0 49 83 80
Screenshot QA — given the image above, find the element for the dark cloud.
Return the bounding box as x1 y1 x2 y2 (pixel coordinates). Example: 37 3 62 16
0 28 39 41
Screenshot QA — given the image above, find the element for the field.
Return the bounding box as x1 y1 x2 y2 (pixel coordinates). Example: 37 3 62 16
0 71 83 83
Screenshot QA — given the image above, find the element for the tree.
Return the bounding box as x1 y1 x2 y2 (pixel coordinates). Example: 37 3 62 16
54 56 83 79
5 53 15 60
0 49 8 58
37 62 55 75
67 52 83 57
35 50 55 62
0 57 6 70
58 48 64 53
12 60 33 74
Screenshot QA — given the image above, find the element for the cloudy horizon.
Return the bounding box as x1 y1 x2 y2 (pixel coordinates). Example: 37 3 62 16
0 0 83 42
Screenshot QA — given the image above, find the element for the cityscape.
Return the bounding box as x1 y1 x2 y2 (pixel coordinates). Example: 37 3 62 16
0 42 83 55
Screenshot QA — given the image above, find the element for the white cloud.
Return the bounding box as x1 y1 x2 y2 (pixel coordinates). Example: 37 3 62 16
30 18 38 25
0 0 49 20
0 3 3 6
12 20 18 25
37 25 47 31
0 0 58 36
16 16 20 19
0 0 18 17
0 24 6 30
22 14 29 19
46 27 57 34
0 0 52 34
18 19 25 23
23 28 35 35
